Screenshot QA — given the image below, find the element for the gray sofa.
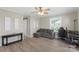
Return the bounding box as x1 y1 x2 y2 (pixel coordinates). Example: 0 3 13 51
33 29 55 39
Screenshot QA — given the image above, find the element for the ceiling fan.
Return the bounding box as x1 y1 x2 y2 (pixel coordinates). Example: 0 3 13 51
33 7 50 15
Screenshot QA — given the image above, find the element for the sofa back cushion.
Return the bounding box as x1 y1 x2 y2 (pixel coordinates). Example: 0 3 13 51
37 28 53 35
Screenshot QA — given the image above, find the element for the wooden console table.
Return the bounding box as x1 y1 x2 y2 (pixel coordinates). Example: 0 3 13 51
2 33 23 46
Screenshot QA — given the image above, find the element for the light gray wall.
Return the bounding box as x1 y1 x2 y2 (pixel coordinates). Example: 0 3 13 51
0 9 24 33
61 12 78 31
39 12 78 31
29 16 40 37
39 17 50 29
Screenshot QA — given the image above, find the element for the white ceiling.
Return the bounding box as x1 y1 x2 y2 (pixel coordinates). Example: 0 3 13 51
0 7 78 17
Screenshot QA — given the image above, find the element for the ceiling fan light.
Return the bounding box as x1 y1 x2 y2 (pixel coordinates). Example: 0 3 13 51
38 12 44 15
38 12 41 14
34 7 49 16
40 12 44 15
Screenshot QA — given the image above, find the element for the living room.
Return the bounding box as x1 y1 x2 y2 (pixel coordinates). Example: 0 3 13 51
0 7 79 52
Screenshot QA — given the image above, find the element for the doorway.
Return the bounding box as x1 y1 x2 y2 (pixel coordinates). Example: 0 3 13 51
23 19 30 39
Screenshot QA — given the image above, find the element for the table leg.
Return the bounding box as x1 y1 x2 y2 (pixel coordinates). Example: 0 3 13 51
21 34 23 41
2 37 4 46
6 37 8 46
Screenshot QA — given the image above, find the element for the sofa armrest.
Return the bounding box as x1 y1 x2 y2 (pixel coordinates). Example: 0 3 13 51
51 32 55 39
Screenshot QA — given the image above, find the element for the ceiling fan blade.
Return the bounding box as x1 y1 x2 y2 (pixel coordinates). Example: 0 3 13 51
35 7 41 10
46 8 50 10
34 7 38 10
43 12 48 14
34 7 41 12
42 8 50 11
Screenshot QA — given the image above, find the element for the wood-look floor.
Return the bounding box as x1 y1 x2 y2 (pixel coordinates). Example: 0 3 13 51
0 37 78 52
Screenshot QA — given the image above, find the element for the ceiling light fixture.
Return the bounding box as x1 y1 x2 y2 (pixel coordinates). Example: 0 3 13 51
34 7 50 16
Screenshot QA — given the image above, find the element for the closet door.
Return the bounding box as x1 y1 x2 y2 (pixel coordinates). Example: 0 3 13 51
23 20 28 39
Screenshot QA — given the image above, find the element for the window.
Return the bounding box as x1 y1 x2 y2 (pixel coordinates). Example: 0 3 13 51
50 17 61 32
5 17 11 31
15 18 19 30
